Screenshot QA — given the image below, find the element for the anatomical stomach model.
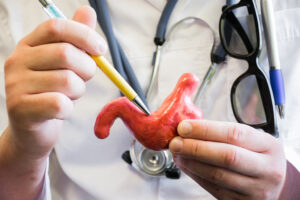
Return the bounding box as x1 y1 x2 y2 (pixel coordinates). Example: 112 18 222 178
94 73 203 151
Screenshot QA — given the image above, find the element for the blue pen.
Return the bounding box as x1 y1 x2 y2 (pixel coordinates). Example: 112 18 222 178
39 0 67 19
261 0 285 118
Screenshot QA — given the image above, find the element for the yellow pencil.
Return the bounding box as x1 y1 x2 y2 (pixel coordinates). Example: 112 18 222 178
39 0 150 115
91 55 150 115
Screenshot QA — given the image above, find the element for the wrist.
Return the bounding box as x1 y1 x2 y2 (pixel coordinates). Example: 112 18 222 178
0 126 48 172
0 127 48 199
5 123 52 159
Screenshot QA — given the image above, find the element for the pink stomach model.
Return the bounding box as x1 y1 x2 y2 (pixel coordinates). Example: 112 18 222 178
94 73 203 151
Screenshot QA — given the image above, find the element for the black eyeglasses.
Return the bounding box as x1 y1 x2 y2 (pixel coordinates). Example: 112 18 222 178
219 0 278 136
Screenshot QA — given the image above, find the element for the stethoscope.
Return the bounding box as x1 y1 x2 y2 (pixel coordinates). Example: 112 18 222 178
88 0 235 179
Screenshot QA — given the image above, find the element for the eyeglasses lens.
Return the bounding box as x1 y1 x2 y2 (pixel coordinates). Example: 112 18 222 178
221 5 257 56
234 75 266 125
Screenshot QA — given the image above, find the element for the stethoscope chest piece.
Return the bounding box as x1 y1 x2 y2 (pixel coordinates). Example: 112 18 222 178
139 147 170 175
121 139 180 179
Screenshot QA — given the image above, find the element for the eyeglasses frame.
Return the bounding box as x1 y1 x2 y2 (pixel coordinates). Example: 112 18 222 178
219 0 278 136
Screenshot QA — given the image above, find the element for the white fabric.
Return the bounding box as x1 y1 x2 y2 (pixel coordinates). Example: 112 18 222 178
0 0 299 199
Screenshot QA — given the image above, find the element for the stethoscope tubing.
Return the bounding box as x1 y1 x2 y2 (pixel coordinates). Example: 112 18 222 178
88 0 148 106
88 0 238 177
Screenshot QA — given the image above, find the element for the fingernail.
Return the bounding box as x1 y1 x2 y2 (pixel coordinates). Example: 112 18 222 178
178 121 192 136
169 137 183 153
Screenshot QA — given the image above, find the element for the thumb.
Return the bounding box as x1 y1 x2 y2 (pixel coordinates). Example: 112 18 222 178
72 6 97 29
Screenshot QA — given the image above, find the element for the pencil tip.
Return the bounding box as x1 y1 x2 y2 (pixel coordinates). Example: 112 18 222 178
133 96 151 116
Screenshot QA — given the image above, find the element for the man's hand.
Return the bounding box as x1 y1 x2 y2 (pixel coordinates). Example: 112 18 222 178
0 6 106 200
169 120 286 200
4 6 106 159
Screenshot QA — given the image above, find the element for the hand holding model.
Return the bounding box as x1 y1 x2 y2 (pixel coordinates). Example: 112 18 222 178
95 71 287 199
94 73 203 150
0 6 107 199
170 120 287 200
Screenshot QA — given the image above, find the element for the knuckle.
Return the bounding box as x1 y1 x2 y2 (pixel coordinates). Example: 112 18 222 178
270 167 285 184
44 19 64 38
6 94 19 114
200 121 209 139
56 43 73 65
81 27 101 53
4 63 24 94
223 149 238 167
6 95 26 121
5 77 16 94
51 93 68 117
60 70 75 90
227 123 244 145
210 169 224 183
4 54 17 72
17 37 27 46
60 70 85 99
191 141 202 158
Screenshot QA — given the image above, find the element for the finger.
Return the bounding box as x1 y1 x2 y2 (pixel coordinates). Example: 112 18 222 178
179 165 246 200
72 6 97 29
19 70 86 100
24 43 96 81
174 156 257 195
169 137 266 177
8 92 73 122
22 19 106 55
177 119 274 152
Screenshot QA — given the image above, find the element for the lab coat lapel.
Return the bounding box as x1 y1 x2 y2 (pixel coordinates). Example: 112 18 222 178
145 0 166 11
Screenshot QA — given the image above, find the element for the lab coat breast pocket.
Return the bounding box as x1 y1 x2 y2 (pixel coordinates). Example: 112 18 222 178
273 7 300 169
225 4 300 127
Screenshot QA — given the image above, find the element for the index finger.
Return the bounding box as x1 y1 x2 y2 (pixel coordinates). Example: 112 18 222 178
177 119 275 152
21 19 107 56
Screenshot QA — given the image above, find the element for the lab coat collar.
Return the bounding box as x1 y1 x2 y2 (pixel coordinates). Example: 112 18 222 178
145 0 166 11
145 0 190 12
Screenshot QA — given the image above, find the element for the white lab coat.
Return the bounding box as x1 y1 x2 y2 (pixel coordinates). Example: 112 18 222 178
0 0 300 199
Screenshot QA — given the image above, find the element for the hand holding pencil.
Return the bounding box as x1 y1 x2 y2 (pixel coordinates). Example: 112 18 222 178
39 0 150 115
1 6 108 199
